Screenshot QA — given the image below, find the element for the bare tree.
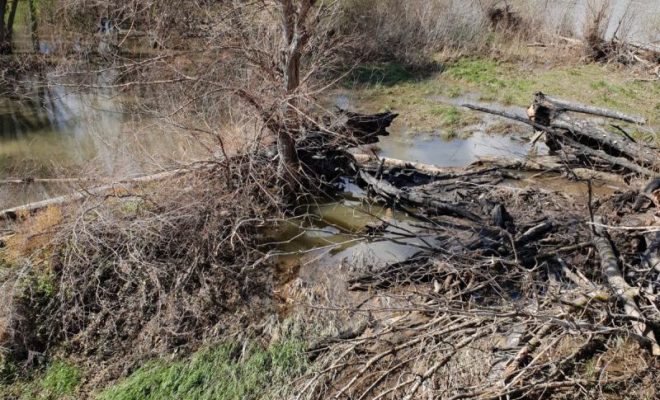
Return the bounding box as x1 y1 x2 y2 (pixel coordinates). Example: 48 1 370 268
275 0 318 195
224 0 342 199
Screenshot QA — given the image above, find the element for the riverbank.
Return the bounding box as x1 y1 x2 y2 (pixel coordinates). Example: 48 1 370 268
0 1 659 398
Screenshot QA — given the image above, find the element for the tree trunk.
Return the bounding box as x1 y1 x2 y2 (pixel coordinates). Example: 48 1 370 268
0 0 8 53
5 0 18 46
277 0 302 196
29 0 38 52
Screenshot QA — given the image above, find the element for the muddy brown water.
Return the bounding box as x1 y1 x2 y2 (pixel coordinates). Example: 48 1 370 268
0 72 206 208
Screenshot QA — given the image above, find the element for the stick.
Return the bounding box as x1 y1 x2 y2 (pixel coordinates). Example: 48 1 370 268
0 167 197 221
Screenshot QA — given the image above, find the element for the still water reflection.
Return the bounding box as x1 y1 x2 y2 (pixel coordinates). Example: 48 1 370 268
0 72 199 208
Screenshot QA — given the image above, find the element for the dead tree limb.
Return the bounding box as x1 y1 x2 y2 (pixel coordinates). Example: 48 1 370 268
551 119 658 171
359 170 482 222
0 168 192 221
592 216 660 356
535 93 646 124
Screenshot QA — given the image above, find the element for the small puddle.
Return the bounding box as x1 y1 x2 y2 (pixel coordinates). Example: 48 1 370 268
506 170 624 202
336 91 549 167
265 191 436 312
377 129 543 167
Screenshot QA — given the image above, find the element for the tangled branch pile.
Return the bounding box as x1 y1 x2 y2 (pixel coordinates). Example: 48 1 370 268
295 95 660 399
1 156 281 382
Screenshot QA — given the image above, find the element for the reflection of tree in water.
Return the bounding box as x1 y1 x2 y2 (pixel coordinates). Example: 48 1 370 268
0 69 201 208
0 81 61 139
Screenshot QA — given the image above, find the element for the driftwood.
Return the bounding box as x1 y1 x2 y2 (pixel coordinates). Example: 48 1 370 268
353 154 466 177
466 93 659 178
0 168 191 221
533 93 646 124
359 170 482 222
592 216 660 356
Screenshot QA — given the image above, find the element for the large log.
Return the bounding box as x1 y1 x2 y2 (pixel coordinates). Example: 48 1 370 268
359 170 482 222
558 135 657 177
534 93 646 124
0 168 191 221
551 118 659 172
592 216 660 356
467 95 659 177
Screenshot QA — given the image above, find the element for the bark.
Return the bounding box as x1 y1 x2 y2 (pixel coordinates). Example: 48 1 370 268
5 0 17 43
535 93 646 124
592 216 660 356
559 135 657 177
276 0 317 194
29 0 38 52
550 118 658 172
0 0 7 52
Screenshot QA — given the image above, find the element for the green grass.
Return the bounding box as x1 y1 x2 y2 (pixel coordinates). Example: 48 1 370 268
344 57 660 137
344 62 439 88
0 360 82 400
98 339 308 400
40 361 82 398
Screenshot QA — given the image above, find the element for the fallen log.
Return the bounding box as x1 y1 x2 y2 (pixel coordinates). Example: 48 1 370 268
558 135 657 177
534 92 646 125
353 154 466 177
0 177 95 185
359 170 482 222
466 94 660 178
592 216 660 356
0 167 192 221
550 118 658 172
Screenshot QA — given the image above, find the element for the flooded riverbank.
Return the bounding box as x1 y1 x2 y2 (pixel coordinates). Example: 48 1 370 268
0 72 210 208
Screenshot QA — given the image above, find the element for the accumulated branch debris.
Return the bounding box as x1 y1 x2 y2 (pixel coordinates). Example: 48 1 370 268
294 94 660 399
1 156 280 384
0 108 397 386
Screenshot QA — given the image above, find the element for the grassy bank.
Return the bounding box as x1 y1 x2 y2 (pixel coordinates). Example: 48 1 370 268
345 56 659 137
0 339 307 400
99 340 307 400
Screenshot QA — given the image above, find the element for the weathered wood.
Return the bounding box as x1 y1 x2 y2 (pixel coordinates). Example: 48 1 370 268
353 154 470 177
462 103 555 133
0 178 96 185
515 220 554 248
339 110 398 143
559 135 657 177
592 216 660 356
551 118 659 171
535 93 646 125
359 170 482 222
0 168 190 221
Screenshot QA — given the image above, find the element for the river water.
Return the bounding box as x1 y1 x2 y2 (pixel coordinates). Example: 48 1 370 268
0 72 207 208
